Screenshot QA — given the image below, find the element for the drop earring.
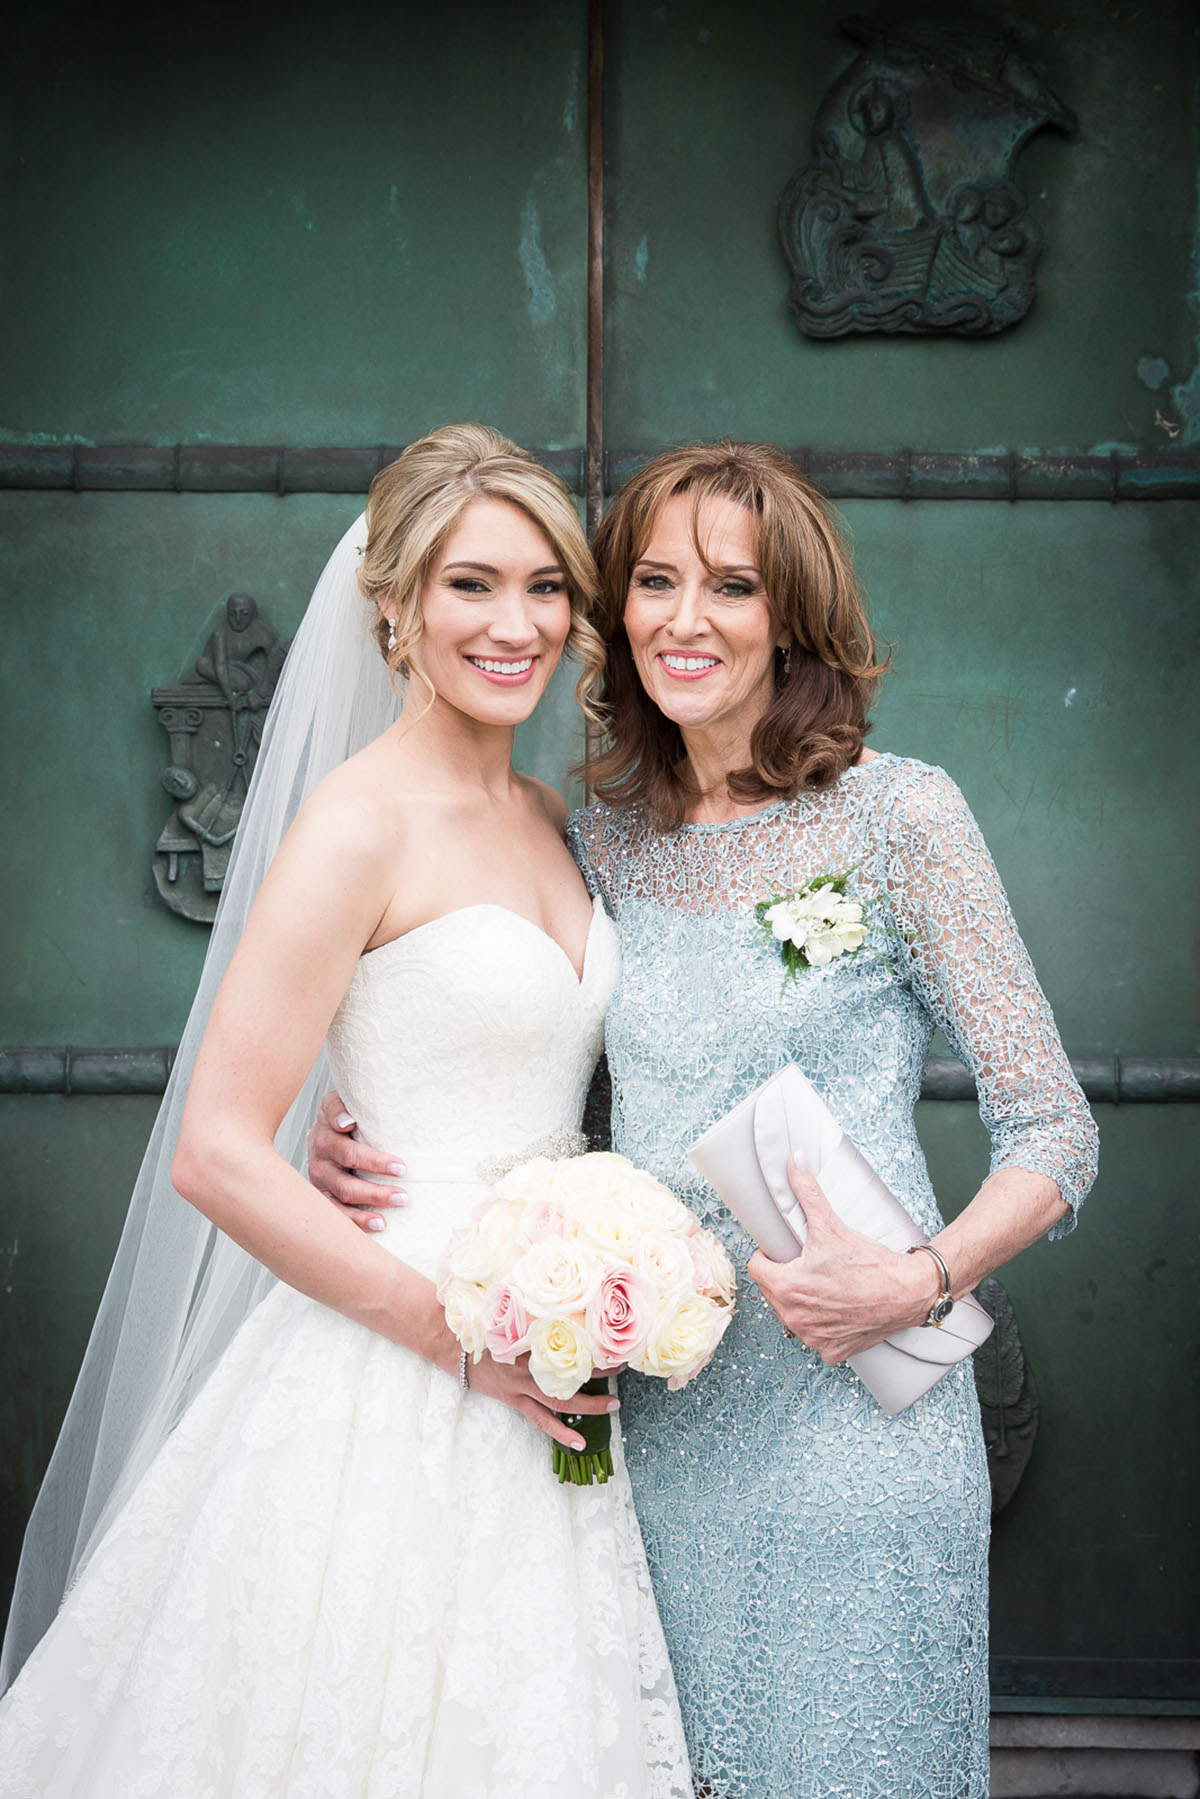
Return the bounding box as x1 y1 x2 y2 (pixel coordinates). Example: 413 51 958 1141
387 617 398 654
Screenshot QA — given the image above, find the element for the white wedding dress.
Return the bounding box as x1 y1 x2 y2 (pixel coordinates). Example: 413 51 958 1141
0 899 691 1799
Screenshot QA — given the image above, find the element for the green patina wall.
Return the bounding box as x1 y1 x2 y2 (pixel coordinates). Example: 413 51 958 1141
1 0 1196 1705
2 4 588 446
605 0 1198 451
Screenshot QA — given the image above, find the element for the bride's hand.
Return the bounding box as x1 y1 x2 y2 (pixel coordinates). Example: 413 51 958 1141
466 1353 620 1453
748 1156 940 1362
307 1091 406 1230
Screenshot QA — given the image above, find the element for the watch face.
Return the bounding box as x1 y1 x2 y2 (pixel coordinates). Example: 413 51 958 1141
930 1295 955 1325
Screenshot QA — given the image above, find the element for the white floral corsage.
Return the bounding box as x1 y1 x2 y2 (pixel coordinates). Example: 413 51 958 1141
754 870 870 984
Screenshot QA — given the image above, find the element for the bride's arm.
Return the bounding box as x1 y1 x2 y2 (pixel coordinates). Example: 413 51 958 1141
173 783 604 1450
173 781 445 1345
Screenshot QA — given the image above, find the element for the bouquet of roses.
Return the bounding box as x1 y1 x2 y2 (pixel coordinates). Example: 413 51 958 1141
437 1151 736 1485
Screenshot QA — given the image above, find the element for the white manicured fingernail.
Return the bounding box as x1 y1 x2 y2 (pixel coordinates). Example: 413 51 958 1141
336 1112 355 1130
387 1161 407 1177
367 1217 385 1233
789 1150 809 1174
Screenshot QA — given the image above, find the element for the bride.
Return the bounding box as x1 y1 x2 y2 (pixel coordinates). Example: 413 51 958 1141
0 425 691 1799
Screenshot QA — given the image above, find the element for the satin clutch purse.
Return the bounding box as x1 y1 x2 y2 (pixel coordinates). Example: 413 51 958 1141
687 1064 993 1415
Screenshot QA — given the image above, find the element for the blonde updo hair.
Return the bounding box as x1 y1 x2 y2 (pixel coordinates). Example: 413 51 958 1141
358 424 603 715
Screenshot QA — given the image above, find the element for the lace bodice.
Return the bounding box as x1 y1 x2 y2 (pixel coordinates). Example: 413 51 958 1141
570 754 1097 1236
326 898 618 1171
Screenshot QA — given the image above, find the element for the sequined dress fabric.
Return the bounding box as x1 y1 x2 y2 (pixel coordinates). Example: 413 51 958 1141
569 755 1098 1799
0 901 693 1799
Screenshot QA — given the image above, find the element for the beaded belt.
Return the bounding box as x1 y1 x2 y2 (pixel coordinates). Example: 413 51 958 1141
370 1124 589 1194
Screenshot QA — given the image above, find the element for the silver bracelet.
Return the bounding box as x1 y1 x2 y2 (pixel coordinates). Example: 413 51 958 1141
906 1242 955 1326
908 1242 951 1292
457 1346 470 1391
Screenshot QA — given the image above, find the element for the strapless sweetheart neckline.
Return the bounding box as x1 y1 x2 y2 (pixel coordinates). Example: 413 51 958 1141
362 892 607 988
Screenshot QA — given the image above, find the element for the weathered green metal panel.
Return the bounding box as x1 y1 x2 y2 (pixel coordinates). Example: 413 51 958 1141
919 1102 1198 1672
846 497 1200 1053
1 3 587 448
0 1098 157 1594
605 0 1198 452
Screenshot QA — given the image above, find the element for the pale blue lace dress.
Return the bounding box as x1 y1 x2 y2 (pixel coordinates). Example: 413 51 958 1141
568 754 1098 1799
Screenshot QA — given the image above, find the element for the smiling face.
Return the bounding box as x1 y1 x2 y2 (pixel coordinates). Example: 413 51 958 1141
392 497 573 728
622 491 783 756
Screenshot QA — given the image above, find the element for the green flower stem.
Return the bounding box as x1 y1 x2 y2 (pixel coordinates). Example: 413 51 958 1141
551 1376 614 1487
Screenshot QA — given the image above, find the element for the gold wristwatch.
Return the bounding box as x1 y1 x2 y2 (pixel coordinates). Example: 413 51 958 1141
907 1243 955 1326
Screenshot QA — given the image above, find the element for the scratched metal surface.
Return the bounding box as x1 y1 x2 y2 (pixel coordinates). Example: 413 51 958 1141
604 0 1198 453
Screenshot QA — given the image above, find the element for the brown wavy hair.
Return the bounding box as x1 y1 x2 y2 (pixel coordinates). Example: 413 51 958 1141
582 440 888 824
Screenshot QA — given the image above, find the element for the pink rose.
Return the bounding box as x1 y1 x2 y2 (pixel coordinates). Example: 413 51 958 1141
482 1281 532 1363
519 1200 568 1245
585 1264 657 1367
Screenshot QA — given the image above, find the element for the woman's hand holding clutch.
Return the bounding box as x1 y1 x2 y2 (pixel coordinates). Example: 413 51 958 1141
749 1156 945 1363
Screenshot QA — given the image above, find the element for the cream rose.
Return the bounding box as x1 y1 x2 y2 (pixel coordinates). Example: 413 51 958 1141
556 1152 644 1206
631 1292 732 1390
622 1182 697 1238
527 1315 596 1400
494 1156 572 1209
687 1229 737 1306
569 1199 640 1259
440 1278 489 1359
511 1239 602 1317
444 1199 523 1287
632 1229 698 1301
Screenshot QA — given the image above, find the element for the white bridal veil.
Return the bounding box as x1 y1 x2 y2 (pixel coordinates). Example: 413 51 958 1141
1 513 402 1688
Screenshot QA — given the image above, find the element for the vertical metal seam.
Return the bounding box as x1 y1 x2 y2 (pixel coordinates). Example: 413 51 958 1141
585 0 605 540
583 0 606 785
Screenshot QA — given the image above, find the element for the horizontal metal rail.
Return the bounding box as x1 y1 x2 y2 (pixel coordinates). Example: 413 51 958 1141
0 1047 1195 1100
1 444 1198 501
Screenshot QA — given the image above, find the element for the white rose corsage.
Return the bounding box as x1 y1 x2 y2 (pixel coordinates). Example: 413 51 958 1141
754 869 870 985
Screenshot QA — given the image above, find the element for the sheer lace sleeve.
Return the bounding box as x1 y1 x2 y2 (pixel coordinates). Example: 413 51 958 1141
566 804 622 915
878 764 1098 1237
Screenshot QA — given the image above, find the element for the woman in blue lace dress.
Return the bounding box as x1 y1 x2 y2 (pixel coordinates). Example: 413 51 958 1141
315 440 1098 1798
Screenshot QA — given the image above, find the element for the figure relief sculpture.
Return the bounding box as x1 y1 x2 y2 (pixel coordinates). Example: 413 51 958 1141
779 17 1076 336
151 594 289 922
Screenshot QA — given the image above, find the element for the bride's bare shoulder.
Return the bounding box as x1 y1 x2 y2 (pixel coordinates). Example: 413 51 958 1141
522 775 568 833
281 745 416 876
